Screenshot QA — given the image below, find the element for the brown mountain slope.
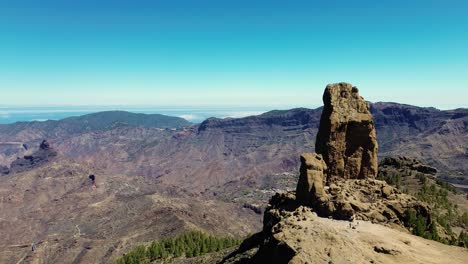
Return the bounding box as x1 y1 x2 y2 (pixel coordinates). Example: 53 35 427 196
0 100 466 263
371 103 468 175
54 104 468 192
1 103 466 192
0 156 260 264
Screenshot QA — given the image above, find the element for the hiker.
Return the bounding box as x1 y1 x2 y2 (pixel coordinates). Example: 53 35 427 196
31 243 36 252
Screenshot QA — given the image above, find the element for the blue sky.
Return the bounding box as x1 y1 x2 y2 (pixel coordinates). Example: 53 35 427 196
0 0 467 109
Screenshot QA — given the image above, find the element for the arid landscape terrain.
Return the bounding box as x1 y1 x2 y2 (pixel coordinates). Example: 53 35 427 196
2 0 468 263
0 84 467 263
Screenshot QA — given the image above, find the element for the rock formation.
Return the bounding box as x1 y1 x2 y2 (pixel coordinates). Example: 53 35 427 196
224 83 445 263
297 84 431 223
8 140 57 174
39 139 51 150
237 204 466 264
295 153 328 206
315 82 378 181
0 165 9 175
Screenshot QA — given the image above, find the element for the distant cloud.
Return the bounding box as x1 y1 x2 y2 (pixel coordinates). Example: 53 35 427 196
177 114 200 121
0 113 10 119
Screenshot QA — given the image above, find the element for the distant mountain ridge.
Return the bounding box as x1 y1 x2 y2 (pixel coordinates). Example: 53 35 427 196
0 110 190 141
0 103 467 184
198 107 322 132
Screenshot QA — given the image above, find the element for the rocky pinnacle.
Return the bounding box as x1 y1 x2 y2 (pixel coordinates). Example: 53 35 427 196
315 82 378 181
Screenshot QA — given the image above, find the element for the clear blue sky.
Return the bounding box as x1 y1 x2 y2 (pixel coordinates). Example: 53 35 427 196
0 0 467 109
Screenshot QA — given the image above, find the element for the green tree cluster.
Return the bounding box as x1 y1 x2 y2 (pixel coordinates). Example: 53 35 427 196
377 171 402 188
116 231 241 264
404 209 439 240
413 183 468 247
415 173 427 184
457 231 468 247
378 165 467 247
116 245 147 264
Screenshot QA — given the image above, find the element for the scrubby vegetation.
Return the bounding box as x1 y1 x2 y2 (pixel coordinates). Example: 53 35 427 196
404 208 439 241
416 183 465 230
377 170 402 188
415 172 427 184
457 231 468 247
435 178 457 193
116 231 241 264
378 160 467 247
404 183 468 247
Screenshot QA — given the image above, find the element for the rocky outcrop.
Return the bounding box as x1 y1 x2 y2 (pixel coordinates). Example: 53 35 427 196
8 140 57 174
242 205 467 264
39 139 51 150
295 84 432 225
379 156 437 175
290 84 431 225
267 179 432 229
0 165 9 175
295 153 328 206
226 83 445 264
316 83 378 181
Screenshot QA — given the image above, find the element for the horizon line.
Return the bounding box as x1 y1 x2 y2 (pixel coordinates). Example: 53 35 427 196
0 101 467 111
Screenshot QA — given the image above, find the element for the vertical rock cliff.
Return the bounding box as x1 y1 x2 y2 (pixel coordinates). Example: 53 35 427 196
315 83 378 181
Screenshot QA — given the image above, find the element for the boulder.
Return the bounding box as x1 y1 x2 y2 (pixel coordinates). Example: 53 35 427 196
0 165 9 176
315 83 378 181
39 139 51 150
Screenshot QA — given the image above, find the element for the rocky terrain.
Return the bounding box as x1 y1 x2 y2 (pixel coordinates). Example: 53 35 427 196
0 144 260 263
223 83 468 264
0 83 467 263
1 140 57 175
1 101 466 193
226 208 467 264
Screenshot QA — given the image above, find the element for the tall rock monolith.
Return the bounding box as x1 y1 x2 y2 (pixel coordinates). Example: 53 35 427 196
315 82 378 181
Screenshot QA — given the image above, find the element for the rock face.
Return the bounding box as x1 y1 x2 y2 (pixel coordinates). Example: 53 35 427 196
315 82 378 181
295 153 327 206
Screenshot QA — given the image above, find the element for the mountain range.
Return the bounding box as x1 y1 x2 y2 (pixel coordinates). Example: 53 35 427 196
2 102 466 188
0 102 467 263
